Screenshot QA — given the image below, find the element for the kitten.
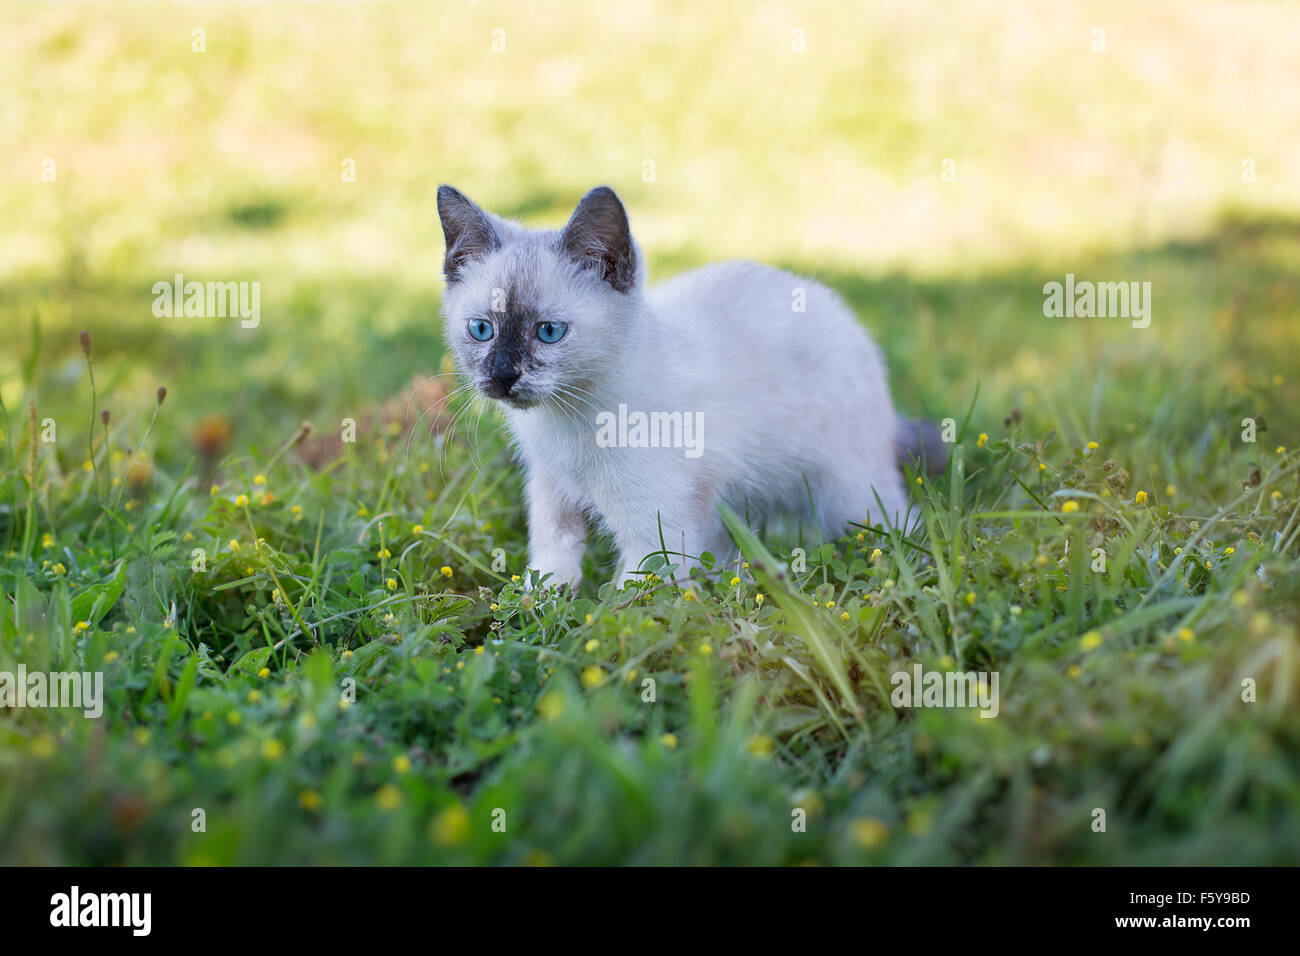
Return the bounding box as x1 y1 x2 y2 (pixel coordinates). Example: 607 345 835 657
437 184 941 588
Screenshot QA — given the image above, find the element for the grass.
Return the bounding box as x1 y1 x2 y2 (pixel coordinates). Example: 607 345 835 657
2 1 1299 865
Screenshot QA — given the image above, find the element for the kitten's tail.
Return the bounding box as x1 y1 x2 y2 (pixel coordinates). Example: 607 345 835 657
895 418 948 477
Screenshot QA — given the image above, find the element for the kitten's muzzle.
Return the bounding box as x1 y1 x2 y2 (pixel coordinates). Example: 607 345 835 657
489 351 521 395
489 369 521 395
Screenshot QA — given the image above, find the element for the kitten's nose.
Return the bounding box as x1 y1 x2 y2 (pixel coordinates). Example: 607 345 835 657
491 370 520 393
490 353 521 393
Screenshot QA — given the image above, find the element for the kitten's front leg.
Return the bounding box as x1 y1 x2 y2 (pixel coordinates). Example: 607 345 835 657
525 466 587 590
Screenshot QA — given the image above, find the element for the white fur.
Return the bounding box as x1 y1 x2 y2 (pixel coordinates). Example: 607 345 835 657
440 198 910 588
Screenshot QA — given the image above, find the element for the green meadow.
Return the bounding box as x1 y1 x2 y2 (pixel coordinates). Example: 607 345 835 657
1 1 1298 864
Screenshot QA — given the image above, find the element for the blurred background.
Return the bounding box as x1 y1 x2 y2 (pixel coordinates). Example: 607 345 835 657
3 0 1298 465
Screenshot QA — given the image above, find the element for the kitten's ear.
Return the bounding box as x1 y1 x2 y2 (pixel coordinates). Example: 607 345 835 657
437 185 499 283
560 186 637 293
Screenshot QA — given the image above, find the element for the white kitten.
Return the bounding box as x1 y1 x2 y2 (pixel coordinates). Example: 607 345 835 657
437 185 938 588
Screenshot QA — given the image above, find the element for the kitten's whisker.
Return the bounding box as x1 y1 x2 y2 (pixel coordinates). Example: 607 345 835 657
404 380 475 460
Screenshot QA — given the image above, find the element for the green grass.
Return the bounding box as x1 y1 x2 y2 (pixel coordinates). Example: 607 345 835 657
2 1 1299 865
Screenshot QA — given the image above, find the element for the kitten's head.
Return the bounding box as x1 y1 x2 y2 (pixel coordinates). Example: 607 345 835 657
437 185 643 410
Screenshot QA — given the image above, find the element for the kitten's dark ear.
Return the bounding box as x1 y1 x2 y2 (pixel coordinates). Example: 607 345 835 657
437 185 499 283
560 186 637 293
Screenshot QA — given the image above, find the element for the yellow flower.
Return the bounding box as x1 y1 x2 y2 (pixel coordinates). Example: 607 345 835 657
850 817 889 849
247 689 261 703
261 739 285 760
1038 462 1048 472
474 645 485 655
393 755 411 774
228 539 240 553
870 548 883 561
52 563 67 575
440 566 453 578
358 506 369 517
1165 485 1176 498
1080 630 1103 651
538 692 565 720
257 667 270 678
430 804 469 844
747 734 774 757
755 593 765 605
1067 664 1081 678
660 733 678 749
824 600 835 609
377 548 391 559
41 533 54 548
1178 627 1195 642
977 433 988 449
386 577 397 590
581 665 605 688
964 591 976 606
375 785 403 811
291 504 303 515
253 474 267 485
915 476 923 485
298 789 322 811
730 576 741 587
584 639 599 653
1276 446 1286 455
1223 546 1235 556
235 494 248 507
411 524 423 534
1087 441 1098 451
133 728 151 745
699 643 712 655
840 611 850 622
1135 490 1148 504
1061 500 1079 514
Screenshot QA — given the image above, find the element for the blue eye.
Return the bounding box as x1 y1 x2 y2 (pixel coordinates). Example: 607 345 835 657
536 321 568 344
468 318 494 341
